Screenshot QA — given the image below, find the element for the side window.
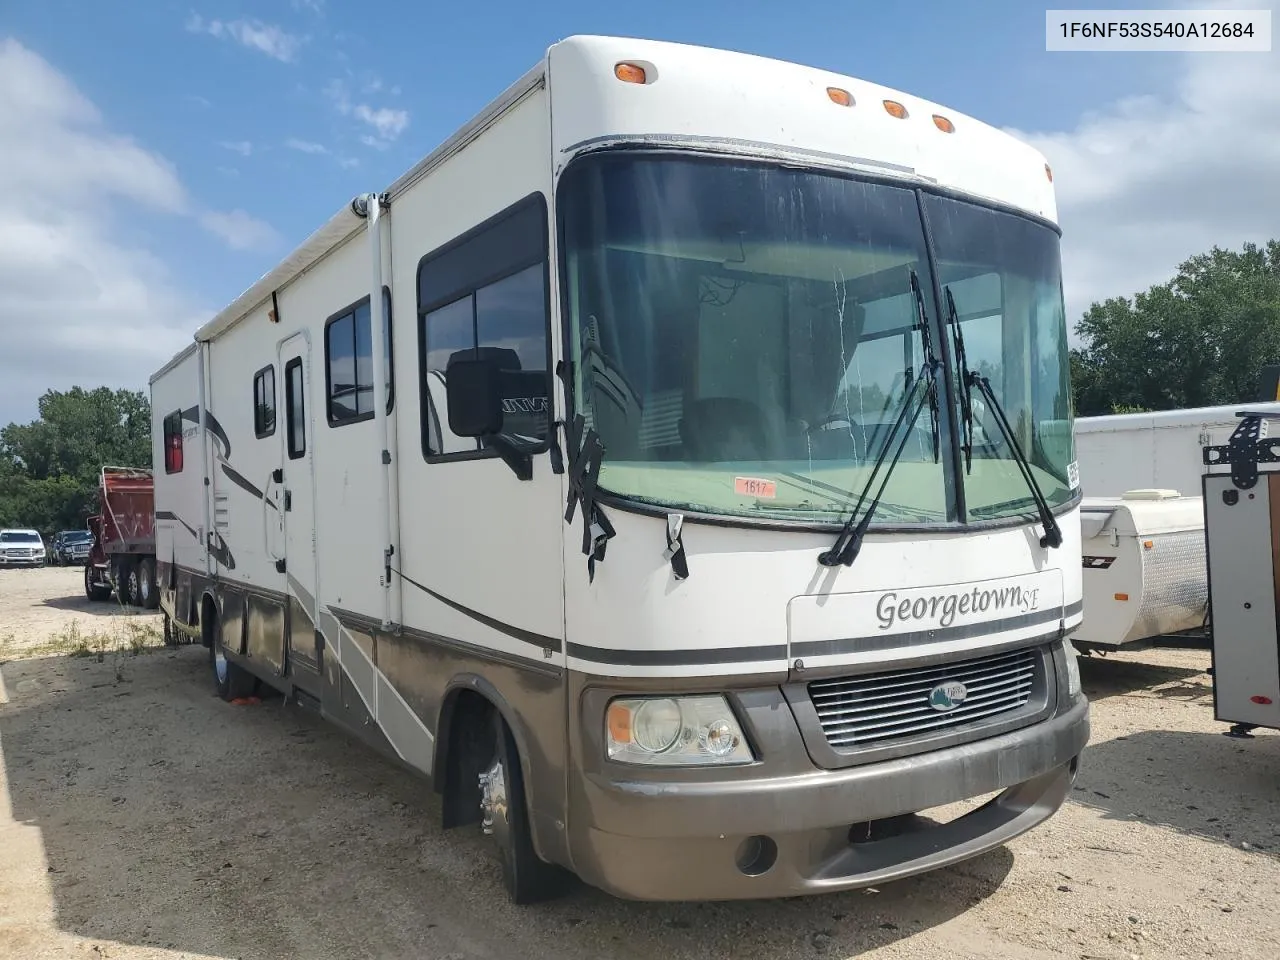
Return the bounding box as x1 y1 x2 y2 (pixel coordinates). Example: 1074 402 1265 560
163 411 184 473
285 358 306 459
417 194 550 458
325 288 394 426
253 364 276 438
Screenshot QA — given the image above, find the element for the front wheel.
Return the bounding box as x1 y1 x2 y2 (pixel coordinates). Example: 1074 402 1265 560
84 565 110 601
479 713 573 904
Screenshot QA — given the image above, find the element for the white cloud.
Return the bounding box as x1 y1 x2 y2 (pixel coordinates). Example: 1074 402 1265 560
185 14 303 64
0 38 276 424
292 0 325 13
353 104 408 141
199 210 280 252
218 139 252 157
285 137 328 155
324 77 409 147
323 77 351 113
1009 0 1280 337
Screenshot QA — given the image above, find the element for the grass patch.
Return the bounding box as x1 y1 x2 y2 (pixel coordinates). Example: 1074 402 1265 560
7 617 166 663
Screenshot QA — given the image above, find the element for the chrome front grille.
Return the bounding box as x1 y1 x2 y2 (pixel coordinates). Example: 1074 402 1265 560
808 647 1040 749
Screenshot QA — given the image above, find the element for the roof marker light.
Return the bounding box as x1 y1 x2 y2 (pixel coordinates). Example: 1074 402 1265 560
614 62 647 84
827 87 854 107
883 100 908 119
932 114 955 133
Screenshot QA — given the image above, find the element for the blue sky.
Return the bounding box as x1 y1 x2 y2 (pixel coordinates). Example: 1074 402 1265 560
0 0 1276 424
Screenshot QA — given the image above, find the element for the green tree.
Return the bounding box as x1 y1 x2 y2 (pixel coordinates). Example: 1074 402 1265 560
0 387 152 535
1071 240 1280 416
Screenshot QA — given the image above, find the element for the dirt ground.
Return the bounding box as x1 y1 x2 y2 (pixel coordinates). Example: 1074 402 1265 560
1 567 1279 960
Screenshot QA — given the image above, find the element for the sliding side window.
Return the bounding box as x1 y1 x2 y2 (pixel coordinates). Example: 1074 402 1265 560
324 288 394 426
285 357 306 459
253 364 276 438
417 193 551 459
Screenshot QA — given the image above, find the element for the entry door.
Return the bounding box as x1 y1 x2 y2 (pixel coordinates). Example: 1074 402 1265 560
279 333 321 675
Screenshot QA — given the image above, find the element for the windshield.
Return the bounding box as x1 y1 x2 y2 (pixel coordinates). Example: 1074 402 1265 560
1 532 40 543
558 154 952 524
557 153 1074 526
62 530 92 542
924 195 1075 520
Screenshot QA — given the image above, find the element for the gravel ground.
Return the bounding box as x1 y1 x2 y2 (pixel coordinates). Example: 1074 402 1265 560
1 565 1278 960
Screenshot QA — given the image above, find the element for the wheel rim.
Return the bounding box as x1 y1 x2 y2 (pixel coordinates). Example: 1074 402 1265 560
478 755 510 850
214 645 229 685
128 570 139 602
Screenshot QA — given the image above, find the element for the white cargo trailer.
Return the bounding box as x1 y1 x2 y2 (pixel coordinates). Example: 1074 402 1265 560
1075 402 1280 497
150 35 1089 904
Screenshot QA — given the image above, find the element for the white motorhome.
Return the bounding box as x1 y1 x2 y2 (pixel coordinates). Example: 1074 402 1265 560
150 36 1089 904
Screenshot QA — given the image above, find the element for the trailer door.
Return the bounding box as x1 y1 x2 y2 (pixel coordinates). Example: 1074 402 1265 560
278 333 322 675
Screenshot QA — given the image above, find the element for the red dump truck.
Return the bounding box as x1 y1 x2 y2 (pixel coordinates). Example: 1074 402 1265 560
84 465 159 609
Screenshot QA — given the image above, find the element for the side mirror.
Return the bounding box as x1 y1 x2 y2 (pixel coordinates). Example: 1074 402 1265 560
446 358 504 438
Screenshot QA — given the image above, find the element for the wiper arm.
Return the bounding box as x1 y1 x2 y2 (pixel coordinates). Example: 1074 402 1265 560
819 359 940 566
944 286 974 472
911 269 942 463
943 285 1062 549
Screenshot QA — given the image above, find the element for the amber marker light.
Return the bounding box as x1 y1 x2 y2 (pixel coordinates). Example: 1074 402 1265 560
614 62 647 84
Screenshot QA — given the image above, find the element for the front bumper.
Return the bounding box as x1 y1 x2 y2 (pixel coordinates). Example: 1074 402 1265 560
0 555 44 567
569 692 1089 901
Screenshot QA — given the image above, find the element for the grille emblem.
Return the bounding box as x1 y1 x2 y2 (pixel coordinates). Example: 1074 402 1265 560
928 680 968 712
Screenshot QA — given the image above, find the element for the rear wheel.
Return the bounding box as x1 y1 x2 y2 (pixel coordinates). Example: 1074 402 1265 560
479 712 573 904
137 559 158 610
115 560 136 607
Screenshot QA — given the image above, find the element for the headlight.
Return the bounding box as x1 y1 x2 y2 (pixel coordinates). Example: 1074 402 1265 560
1061 638 1081 697
605 695 755 766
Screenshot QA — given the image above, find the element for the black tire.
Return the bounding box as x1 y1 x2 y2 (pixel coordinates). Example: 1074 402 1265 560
137 558 159 610
209 631 255 701
84 565 110 602
480 712 573 904
116 560 136 607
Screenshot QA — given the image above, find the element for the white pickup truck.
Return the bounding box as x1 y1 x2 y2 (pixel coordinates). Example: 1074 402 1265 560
0 529 47 568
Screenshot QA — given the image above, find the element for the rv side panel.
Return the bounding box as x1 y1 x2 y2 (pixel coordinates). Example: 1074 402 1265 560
151 346 208 627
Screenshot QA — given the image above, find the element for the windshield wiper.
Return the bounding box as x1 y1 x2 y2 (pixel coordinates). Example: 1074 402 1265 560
819 270 941 567
912 270 941 461
943 285 1062 549
944 286 974 472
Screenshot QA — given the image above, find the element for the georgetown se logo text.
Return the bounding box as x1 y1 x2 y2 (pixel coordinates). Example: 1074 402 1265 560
875 585 1041 631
